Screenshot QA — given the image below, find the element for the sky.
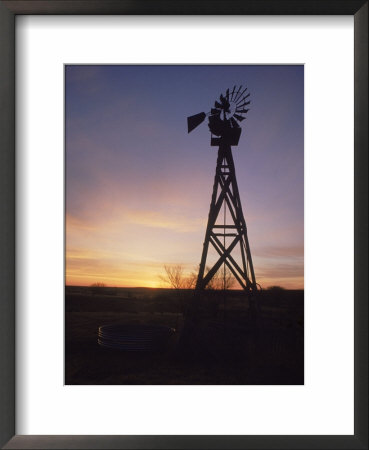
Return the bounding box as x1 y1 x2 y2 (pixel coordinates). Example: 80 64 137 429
65 65 304 289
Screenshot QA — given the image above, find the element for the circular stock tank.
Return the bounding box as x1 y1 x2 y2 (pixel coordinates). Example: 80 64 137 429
98 324 175 351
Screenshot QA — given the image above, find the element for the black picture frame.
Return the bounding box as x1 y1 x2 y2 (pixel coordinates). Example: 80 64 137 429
0 1 367 449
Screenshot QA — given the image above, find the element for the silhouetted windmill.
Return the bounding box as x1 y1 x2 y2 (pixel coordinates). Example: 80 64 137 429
187 86 257 302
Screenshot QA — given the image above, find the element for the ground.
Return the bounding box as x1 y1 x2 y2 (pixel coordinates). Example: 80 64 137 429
65 286 304 385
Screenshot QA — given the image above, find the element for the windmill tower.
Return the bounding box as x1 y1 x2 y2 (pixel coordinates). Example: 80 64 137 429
187 86 257 302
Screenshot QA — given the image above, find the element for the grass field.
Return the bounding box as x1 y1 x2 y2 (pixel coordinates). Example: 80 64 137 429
65 286 304 385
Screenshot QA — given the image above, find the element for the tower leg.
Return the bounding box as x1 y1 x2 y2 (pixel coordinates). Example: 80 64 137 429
196 149 223 290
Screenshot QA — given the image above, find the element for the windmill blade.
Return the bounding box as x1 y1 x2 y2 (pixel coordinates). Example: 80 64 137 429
234 87 248 103
230 117 240 129
237 100 251 109
215 100 222 108
211 108 221 115
236 93 250 105
235 108 250 114
230 85 236 100
187 112 206 133
226 88 230 101
232 86 242 103
220 93 227 106
234 86 248 103
234 113 246 122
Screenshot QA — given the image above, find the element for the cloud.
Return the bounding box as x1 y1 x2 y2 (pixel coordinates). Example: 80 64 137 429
256 262 303 279
66 246 166 287
66 214 97 233
253 245 304 258
124 209 204 232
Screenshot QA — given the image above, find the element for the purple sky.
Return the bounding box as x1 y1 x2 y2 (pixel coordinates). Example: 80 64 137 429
65 65 304 288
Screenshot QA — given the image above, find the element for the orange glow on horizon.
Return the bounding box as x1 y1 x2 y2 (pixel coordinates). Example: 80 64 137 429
66 213 304 290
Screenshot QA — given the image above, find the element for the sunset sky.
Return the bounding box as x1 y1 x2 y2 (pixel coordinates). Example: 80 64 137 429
65 65 304 289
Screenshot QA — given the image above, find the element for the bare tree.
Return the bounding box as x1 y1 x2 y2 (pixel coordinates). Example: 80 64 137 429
159 264 197 290
159 264 183 289
90 282 106 287
159 264 235 290
181 271 197 290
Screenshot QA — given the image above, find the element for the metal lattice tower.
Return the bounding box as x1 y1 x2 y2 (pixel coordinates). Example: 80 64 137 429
195 144 256 293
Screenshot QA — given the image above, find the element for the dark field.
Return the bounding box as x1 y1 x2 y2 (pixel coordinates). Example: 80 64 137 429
65 286 304 385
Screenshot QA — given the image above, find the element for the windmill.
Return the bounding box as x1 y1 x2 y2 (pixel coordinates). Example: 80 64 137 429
187 86 257 305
